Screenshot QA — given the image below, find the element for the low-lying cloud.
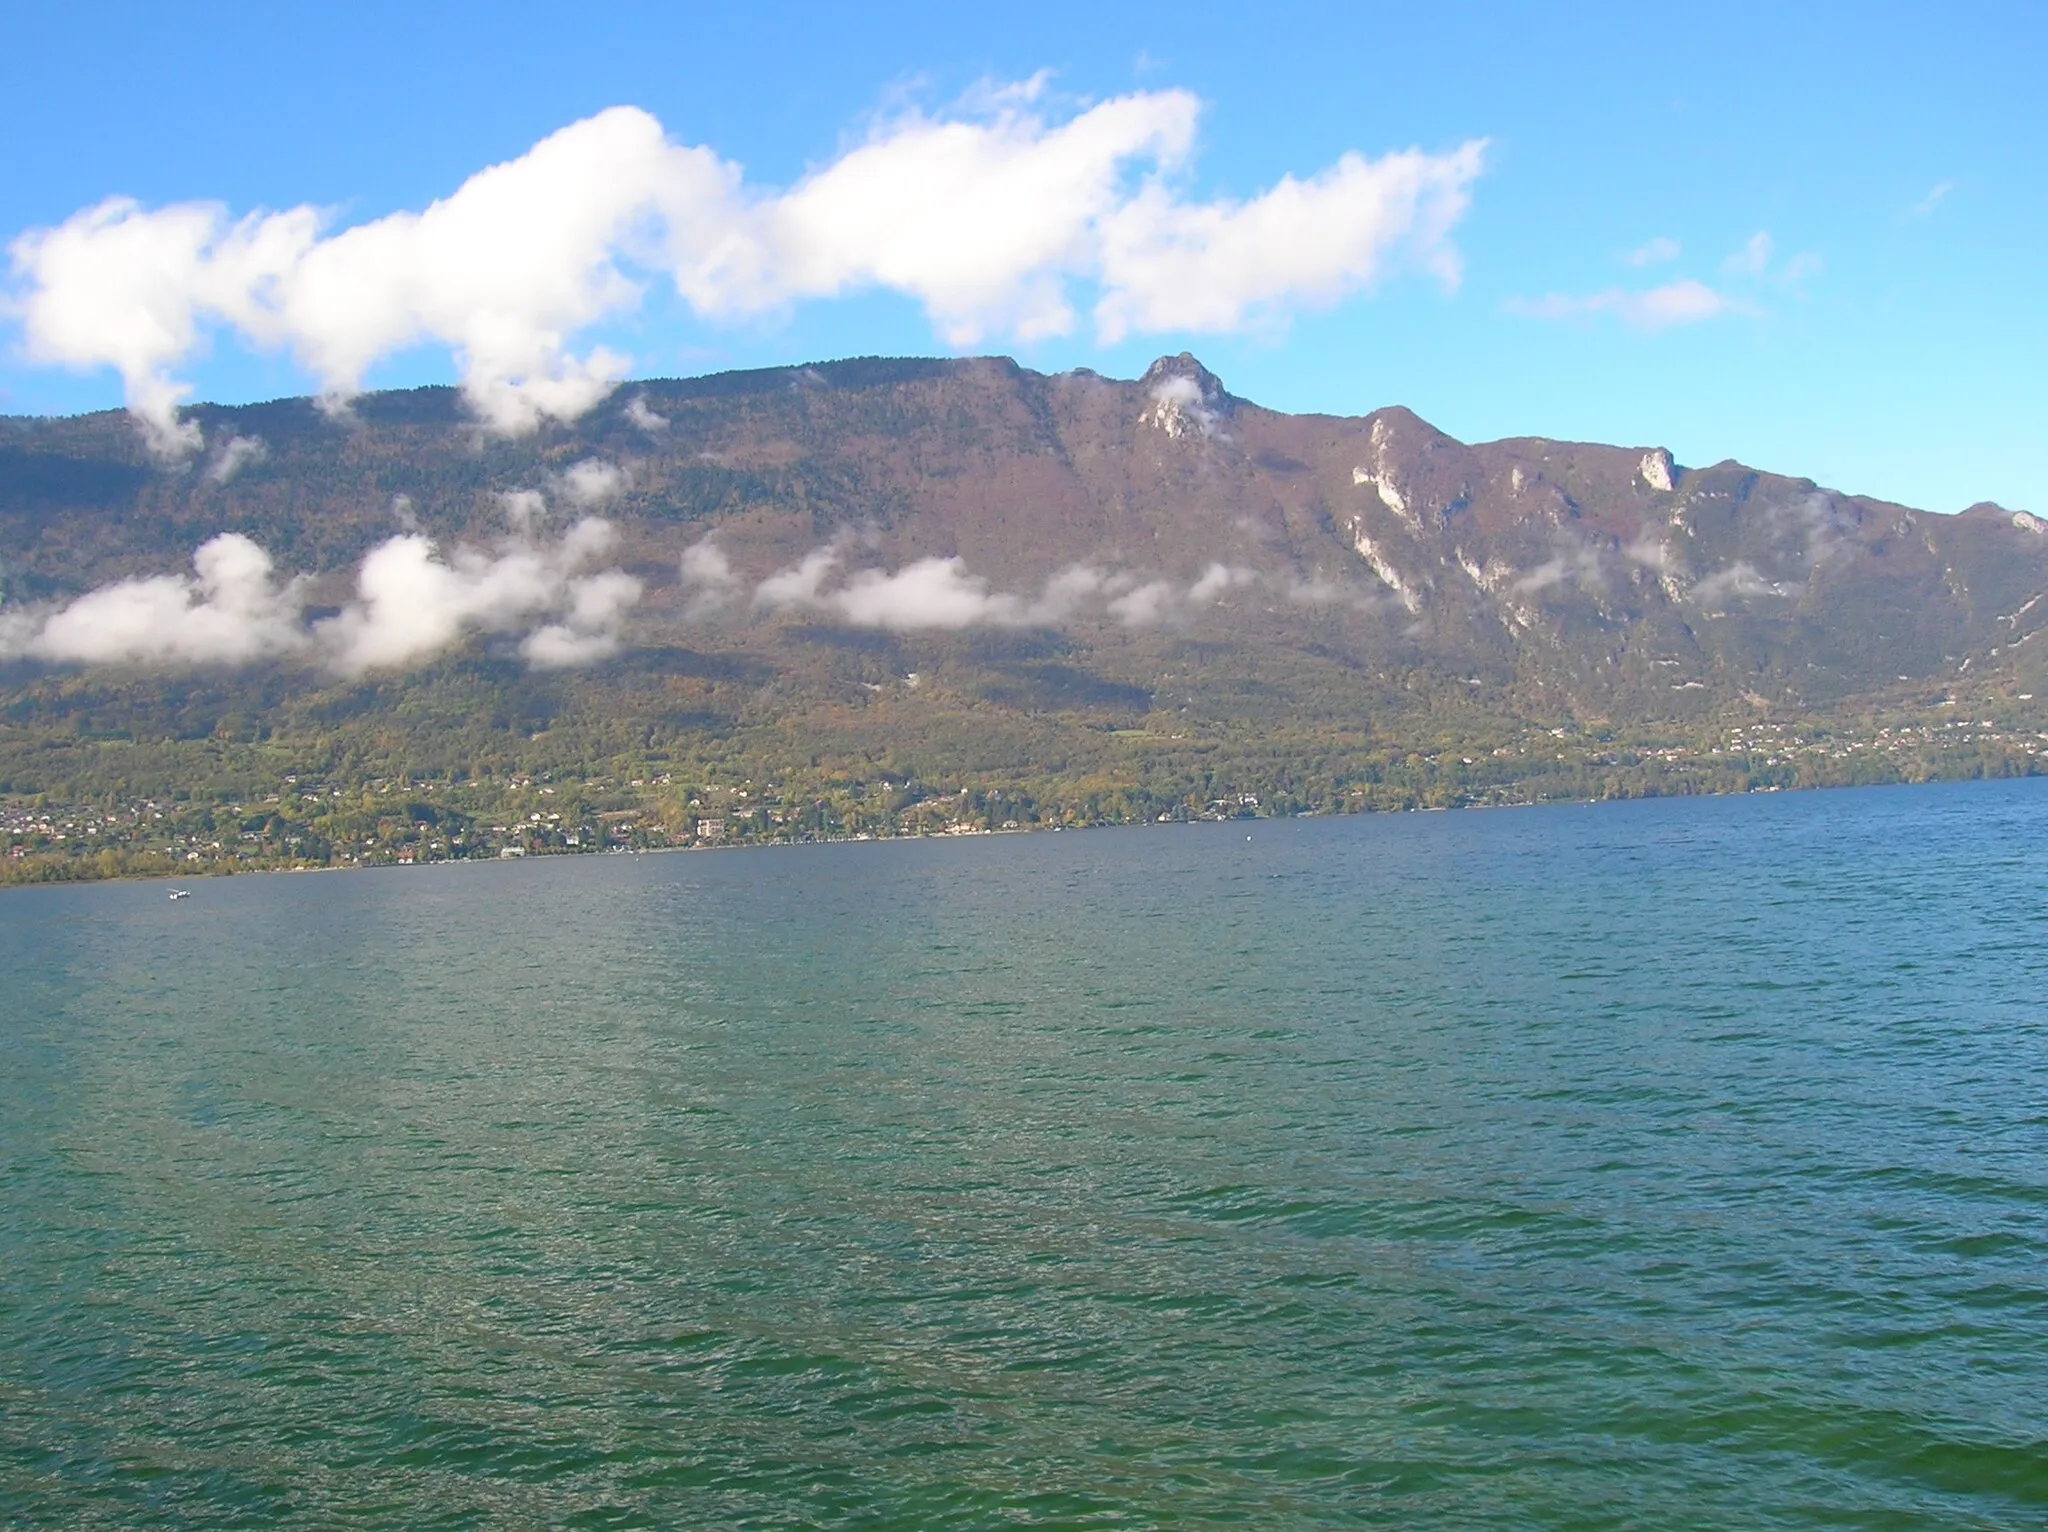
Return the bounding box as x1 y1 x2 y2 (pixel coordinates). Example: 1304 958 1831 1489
1187 561 1258 604
1690 560 1801 606
1767 489 1854 569
0 482 642 673
0 532 308 667
1624 527 1683 574
555 457 629 509
678 537 742 618
8 85 1485 453
316 515 640 674
623 394 669 433
753 546 1068 630
204 433 267 484
1513 542 1606 594
750 546 1271 631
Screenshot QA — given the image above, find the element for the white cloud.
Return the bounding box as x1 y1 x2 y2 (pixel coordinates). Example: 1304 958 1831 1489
833 557 1027 630
754 548 1036 630
1031 562 1118 620
1624 528 1683 572
752 545 841 612
1104 578 1178 626
1625 236 1681 267
1691 560 1799 607
679 537 741 616
0 532 307 666
204 433 267 484
1 490 643 674
684 89 1197 344
7 92 1487 450
1507 278 1743 331
750 546 1260 630
555 457 627 508
316 515 640 674
499 489 549 538
522 567 642 669
0 535 1296 665
1090 139 1487 340
1768 489 1853 568
1187 561 1258 603
623 393 669 432
5 199 317 457
1142 374 1223 438
1513 543 1605 594
6 108 689 451
1614 281 1736 328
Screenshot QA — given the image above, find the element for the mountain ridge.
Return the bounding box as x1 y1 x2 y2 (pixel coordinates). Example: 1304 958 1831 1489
3 353 2046 881
7 350 2046 711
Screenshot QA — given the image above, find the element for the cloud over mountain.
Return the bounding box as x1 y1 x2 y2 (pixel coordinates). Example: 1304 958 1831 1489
0 481 641 674
750 545 1274 631
6 89 1484 453
316 515 641 674
0 533 308 667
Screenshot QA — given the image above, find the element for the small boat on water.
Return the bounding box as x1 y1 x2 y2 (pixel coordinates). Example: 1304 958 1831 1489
168 889 191 900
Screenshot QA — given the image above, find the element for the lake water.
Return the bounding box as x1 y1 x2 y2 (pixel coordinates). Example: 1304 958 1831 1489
4 780 2047 1529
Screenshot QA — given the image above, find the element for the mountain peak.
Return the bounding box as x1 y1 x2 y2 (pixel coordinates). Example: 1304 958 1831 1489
1959 500 2046 532
1137 354 1234 440
1139 352 1227 398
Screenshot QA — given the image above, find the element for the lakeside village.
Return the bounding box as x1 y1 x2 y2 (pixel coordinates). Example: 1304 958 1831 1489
6 711 2046 885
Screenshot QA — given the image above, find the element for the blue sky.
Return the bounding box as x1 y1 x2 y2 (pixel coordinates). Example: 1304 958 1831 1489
0 0 2038 513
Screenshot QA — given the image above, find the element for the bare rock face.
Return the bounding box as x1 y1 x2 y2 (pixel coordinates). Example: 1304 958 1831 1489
1639 448 1676 493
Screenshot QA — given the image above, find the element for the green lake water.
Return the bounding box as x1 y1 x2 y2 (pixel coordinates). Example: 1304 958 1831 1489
4 780 2046 1528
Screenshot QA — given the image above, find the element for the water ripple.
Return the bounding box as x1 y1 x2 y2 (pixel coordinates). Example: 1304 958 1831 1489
4 779 2047 1527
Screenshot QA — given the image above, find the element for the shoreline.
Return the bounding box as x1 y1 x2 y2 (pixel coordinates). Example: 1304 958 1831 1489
3 768 2029 896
